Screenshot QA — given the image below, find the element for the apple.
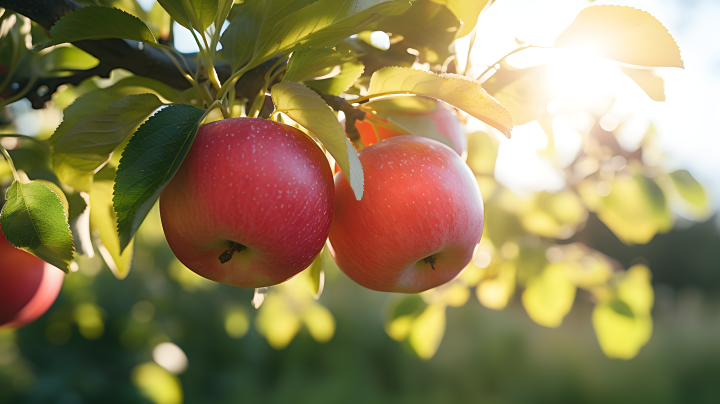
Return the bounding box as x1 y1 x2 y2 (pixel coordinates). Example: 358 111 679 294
160 118 334 288
328 136 484 293
355 99 467 159
0 225 65 329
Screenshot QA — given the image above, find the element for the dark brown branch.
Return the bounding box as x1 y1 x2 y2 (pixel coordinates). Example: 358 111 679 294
0 0 276 108
22 63 114 109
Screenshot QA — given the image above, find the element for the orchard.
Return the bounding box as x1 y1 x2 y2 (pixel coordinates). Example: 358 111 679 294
1 0 718 402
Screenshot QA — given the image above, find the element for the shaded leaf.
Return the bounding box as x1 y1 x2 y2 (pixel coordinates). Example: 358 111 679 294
367 67 513 137
219 0 264 72
113 104 206 252
305 61 365 96
0 181 74 272
284 46 355 83
53 94 163 192
91 180 134 279
33 7 157 52
271 82 364 200
621 66 665 101
555 5 683 68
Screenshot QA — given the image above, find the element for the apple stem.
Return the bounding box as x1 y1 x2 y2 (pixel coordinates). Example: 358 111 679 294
218 241 246 264
423 256 437 270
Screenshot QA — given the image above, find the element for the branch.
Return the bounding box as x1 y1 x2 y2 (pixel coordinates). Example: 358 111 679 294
314 91 367 143
0 0 275 108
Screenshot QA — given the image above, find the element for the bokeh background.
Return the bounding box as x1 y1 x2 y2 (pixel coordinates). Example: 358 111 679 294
2 0 720 403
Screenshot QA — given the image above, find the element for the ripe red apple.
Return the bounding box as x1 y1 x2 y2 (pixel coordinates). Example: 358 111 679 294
355 100 467 159
0 225 65 329
328 136 484 293
160 118 334 288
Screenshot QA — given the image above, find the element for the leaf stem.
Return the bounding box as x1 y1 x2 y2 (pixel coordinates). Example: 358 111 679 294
0 144 20 182
351 91 417 105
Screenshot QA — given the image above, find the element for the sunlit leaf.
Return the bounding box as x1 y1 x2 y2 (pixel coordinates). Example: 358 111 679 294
91 180 134 279
33 7 158 52
521 263 576 328
284 46 355 83
432 0 489 38
592 302 652 360
305 61 365 96
306 248 324 299
617 264 654 315
113 103 206 252
621 66 665 101
131 362 183 404
555 5 683 68
483 64 550 126
0 181 74 273
408 303 446 360
53 94 163 192
271 82 364 200
301 304 335 343
477 262 515 310
367 67 513 137
224 305 249 338
669 169 708 210
255 295 301 349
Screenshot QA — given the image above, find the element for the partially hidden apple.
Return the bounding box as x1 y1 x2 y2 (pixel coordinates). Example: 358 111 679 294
160 118 334 288
355 99 467 159
0 225 65 329
328 136 484 293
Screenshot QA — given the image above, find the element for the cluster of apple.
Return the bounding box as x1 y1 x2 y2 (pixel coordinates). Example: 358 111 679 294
0 100 484 330
160 100 484 294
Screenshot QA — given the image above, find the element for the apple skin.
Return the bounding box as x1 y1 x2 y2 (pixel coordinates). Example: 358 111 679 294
160 118 334 288
0 225 65 329
328 136 484 293
355 101 467 159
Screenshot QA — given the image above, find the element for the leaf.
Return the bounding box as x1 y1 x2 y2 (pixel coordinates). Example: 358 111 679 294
385 114 455 150
283 46 355 83
159 0 219 32
521 263 576 328
483 63 551 126
408 303 446 360
555 5 683 68
621 66 665 101
271 82 364 200
432 0 489 38
669 169 707 209
193 0 220 32
0 181 74 272
32 7 158 52
113 103 206 252
250 0 411 71
592 302 652 359
306 248 324 299
91 180 134 279
53 94 163 192
304 62 365 96
367 67 513 137
219 0 264 72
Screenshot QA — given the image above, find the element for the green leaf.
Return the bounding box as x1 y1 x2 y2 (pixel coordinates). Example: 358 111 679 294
271 82 364 200
669 170 707 208
113 103 206 252
0 181 74 272
32 7 158 52
304 62 364 96
219 0 264 72
53 94 163 192
250 0 410 71
192 0 220 32
408 303 446 360
367 67 514 137
158 0 219 32
554 5 683 68
384 114 456 150
284 46 355 83
432 0 489 38
91 180 134 279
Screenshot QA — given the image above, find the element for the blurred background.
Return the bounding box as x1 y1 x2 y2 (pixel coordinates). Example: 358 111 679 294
1 0 720 403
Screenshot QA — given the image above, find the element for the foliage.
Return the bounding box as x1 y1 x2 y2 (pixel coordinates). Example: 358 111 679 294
0 2 713 400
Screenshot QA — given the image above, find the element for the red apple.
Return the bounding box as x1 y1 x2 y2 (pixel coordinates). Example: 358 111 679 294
328 136 484 293
355 100 467 159
160 118 334 288
0 225 65 329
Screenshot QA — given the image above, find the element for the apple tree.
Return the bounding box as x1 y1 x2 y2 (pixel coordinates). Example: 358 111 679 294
0 0 708 363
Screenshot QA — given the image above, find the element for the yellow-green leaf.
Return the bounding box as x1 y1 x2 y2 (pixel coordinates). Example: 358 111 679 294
90 180 134 280
592 302 652 360
431 0 489 38
271 82 364 200
555 5 683 68
366 67 513 137
621 66 665 101
521 263 576 328
408 303 446 360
